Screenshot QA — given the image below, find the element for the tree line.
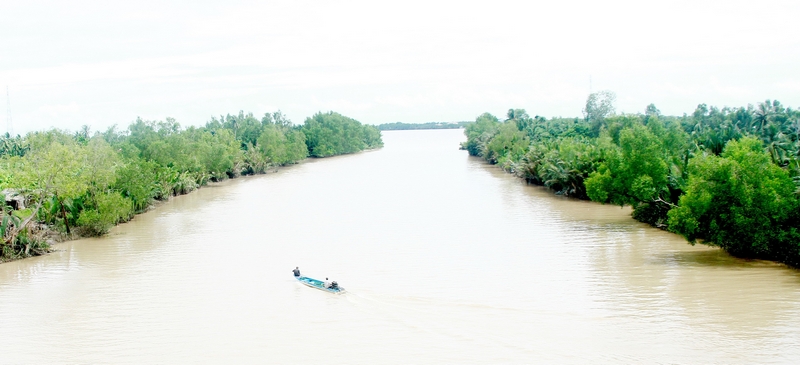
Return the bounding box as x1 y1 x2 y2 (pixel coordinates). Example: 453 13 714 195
462 92 800 267
0 111 382 262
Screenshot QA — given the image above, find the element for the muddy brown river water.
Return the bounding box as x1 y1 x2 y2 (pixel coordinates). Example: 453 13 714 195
1 129 799 364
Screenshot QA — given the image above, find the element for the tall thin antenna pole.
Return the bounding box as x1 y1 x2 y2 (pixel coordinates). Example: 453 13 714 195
5 86 12 137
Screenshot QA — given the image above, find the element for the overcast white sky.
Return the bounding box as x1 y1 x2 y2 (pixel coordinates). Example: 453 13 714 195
2 0 799 134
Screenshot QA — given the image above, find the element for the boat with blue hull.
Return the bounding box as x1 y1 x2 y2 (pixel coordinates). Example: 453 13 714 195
296 276 346 294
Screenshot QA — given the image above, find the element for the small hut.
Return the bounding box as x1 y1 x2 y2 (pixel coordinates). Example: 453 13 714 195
2 189 26 210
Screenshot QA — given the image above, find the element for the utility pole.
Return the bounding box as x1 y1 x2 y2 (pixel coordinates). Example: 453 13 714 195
5 86 12 137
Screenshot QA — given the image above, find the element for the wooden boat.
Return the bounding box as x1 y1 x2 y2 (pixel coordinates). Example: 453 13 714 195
296 276 346 294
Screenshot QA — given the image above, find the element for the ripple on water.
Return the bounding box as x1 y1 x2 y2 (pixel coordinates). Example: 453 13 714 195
1 130 800 364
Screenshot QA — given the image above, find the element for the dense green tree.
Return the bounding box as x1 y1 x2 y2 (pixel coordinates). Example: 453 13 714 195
20 132 90 234
260 110 292 129
485 120 529 168
461 113 500 157
690 104 741 155
206 111 264 149
1 108 381 261
586 123 668 205
77 192 133 236
668 137 799 263
83 137 121 204
302 112 381 157
469 96 798 266
506 109 533 134
114 158 159 212
257 124 289 165
284 130 309 163
197 128 241 180
520 137 606 198
645 103 661 117
584 90 616 136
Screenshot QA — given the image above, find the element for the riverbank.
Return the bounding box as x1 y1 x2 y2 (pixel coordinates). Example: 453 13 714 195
0 145 393 265
0 110 383 263
5 128 799 364
0 169 265 264
460 103 800 268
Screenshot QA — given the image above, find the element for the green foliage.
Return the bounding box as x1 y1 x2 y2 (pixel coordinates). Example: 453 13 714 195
4 96 792 267
302 112 383 157
254 124 309 167
243 142 269 174
1 108 382 260
0 133 29 157
466 96 800 266
284 130 309 163
581 116 690 225
257 124 289 165
77 192 133 236
114 158 158 212
20 131 90 203
461 113 500 157
127 119 242 183
537 137 606 198
0 156 23 190
485 120 529 168
668 137 799 264
645 104 661 117
586 122 669 206
84 137 121 198
172 171 200 195
261 111 293 129
518 116 587 141
196 128 241 180
583 91 617 135
362 125 383 150
690 104 744 154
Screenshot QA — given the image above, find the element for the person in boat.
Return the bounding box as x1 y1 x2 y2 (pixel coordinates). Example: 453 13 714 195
292 267 301 278
323 277 331 288
330 281 339 290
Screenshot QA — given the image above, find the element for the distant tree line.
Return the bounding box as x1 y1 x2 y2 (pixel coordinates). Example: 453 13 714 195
462 92 800 267
377 122 471 130
0 111 382 262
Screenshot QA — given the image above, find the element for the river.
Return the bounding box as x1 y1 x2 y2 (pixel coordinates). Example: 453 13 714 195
1 129 799 364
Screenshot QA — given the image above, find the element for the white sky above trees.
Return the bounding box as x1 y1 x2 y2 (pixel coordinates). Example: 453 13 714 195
2 0 799 134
